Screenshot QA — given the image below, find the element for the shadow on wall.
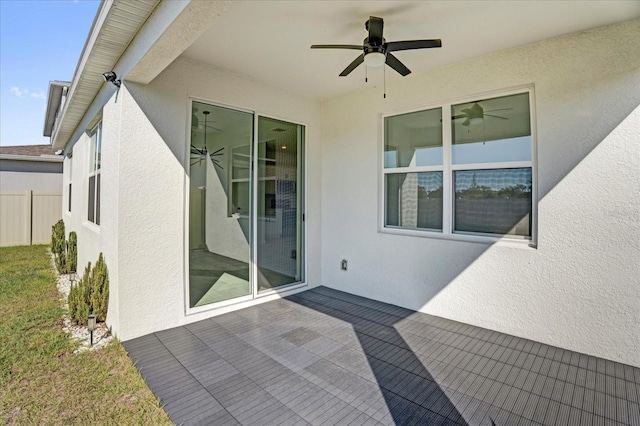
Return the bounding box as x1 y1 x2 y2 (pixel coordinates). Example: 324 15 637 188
124 81 189 170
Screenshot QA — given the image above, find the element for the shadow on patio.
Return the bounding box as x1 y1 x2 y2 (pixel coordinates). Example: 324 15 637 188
123 286 640 425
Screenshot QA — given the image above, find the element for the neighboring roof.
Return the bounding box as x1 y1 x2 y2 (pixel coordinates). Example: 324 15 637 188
43 81 71 137
0 145 63 163
51 0 160 150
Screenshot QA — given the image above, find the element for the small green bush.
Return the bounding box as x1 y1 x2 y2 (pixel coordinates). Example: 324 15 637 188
68 254 109 325
90 254 109 322
69 262 91 325
67 232 78 273
51 220 67 273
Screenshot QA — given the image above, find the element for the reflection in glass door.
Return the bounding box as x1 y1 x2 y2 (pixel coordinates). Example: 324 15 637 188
188 103 305 308
256 117 304 292
188 102 253 307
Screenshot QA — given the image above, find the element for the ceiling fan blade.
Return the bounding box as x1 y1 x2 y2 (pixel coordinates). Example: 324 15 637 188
367 16 384 45
311 44 363 50
452 114 467 120
484 108 512 113
339 54 364 76
386 39 442 52
484 114 508 120
202 124 222 131
385 53 411 76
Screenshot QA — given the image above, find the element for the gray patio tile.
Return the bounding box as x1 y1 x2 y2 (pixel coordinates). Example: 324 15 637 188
627 401 640 426
627 381 639 403
122 286 640 426
568 406 584 426
543 399 561 425
581 410 595 425
583 388 596 413
191 409 241 426
532 396 551 424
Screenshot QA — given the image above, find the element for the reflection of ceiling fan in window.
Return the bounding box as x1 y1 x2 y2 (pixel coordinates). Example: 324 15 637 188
190 110 223 169
452 102 511 127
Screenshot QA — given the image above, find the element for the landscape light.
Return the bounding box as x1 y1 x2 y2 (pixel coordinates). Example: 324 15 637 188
87 314 97 347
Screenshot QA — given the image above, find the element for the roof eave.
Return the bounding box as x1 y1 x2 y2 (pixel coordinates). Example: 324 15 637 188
43 81 71 137
0 154 64 163
51 0 161 151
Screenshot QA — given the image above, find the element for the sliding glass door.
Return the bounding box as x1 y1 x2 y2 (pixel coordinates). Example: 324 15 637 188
188 101 304 309
188 102 253 308
256 117 305 292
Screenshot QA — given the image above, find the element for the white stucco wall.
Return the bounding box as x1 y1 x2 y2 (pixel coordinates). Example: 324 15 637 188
320 19 640 366
62 93 121 333
111 57 322 340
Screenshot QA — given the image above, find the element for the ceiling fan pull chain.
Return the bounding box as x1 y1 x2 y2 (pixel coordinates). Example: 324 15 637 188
384 65 386 99
365 66 368 83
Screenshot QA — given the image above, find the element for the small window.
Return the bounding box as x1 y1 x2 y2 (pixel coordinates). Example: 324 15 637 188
67 153 73 213
383 89 535 241
88 123 101 224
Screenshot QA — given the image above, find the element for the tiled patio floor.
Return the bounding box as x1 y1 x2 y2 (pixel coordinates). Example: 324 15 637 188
123 287 640 426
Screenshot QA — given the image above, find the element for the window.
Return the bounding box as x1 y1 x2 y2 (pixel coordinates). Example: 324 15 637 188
67 152 73 213
383 89 534 240
88 123 101 224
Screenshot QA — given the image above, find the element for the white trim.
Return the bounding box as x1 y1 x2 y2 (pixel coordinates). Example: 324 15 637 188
0 154 63 163
442 105 453 235
451 161 532 171
82 220 101 235
252 112 259 298
529 86 539 248
87 122 102 225
384 165 444 174
380 226 534 248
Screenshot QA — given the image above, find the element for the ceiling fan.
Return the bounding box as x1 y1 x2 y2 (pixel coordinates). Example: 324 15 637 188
190 111 223 169
452 102 511 127
311 16 441 77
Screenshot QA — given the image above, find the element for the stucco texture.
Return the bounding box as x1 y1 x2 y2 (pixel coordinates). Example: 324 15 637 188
320 19 640 366
103 58 322 341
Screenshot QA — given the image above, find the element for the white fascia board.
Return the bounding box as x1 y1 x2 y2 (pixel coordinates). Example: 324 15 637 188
51 0 162 152
52 0 113 150
43 81 71 137
0 154 64 163
56 0 229 154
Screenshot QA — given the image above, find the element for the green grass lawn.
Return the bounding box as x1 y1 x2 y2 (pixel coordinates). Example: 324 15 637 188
0 245 172 425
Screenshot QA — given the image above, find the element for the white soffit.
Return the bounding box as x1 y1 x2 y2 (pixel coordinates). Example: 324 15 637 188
182 1 640 100
52 0 159 150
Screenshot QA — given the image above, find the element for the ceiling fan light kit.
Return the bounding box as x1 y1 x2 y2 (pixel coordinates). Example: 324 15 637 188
311 16 442 97
364 52 385 67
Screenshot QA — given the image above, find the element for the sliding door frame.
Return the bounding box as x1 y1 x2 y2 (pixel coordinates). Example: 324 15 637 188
183 97 308 316
252 112 307 298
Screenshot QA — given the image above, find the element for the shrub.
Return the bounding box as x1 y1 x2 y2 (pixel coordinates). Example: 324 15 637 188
90 254 109 322
51 220 67 273
68 254 109 325
69 262 91 325
67 232 78 273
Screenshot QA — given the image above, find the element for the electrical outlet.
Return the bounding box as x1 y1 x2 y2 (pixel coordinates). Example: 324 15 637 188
341 259 348 271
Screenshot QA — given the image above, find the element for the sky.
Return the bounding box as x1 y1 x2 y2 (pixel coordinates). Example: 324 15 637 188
0 0 100 147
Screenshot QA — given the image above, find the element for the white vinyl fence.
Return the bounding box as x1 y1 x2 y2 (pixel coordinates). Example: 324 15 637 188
0 191 62 247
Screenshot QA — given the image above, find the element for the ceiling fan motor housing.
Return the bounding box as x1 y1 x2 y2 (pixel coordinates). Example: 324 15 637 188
363 39 385 54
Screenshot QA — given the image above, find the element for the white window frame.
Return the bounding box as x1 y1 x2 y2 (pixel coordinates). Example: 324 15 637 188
380 85 537 247
67 152 73 214
87 122 102 225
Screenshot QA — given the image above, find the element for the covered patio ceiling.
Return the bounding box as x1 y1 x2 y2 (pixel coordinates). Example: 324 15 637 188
181 1 640 100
